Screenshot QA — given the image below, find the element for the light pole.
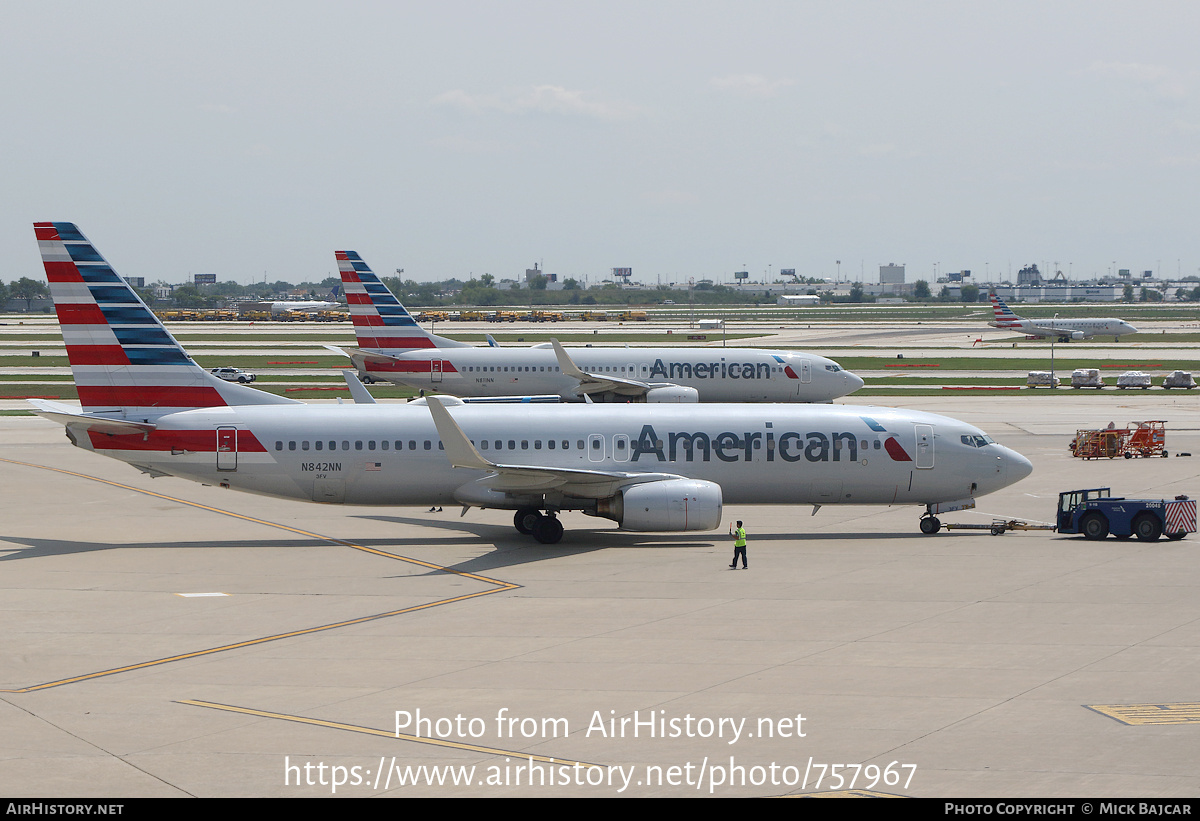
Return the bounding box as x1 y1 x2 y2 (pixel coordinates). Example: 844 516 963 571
1050 313 1058 389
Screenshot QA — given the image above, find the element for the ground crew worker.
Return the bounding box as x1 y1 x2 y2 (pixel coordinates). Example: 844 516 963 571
729 520 747 569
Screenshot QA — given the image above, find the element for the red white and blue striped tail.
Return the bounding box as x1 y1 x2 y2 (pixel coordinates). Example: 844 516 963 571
990 293 1022 327
35 222 296 417
337 251 468 351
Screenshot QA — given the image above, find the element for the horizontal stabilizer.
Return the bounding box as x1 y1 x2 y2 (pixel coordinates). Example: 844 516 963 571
325 345 404 365
27 399 157 435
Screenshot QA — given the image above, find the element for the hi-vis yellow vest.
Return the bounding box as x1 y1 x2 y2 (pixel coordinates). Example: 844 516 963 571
734 527 746 547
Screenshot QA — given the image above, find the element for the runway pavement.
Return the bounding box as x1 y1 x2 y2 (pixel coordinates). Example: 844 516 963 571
1 393 1198 797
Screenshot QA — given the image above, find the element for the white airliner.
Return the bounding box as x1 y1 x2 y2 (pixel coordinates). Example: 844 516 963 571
989 294 1137 341
29 223 1031 544
261 288 341 315
332 251 863 403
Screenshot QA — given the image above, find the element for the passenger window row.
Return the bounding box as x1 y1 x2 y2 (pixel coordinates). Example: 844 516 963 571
275 439 588 452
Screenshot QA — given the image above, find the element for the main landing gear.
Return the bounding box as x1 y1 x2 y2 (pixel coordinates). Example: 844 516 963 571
513 506 564 544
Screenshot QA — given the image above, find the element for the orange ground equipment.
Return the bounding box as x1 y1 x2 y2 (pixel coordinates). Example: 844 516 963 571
1070 421 1168 459
1122 420 1167 458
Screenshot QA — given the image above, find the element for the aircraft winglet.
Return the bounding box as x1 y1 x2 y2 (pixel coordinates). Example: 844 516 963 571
341 370 377 404
425 396 494 471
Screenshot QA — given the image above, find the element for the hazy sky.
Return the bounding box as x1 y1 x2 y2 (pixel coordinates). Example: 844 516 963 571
3 1 1199 285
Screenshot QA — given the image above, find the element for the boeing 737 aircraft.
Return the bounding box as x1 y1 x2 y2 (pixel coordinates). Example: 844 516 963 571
30 223 1031 543
332 251 863 403
990 294 1137 341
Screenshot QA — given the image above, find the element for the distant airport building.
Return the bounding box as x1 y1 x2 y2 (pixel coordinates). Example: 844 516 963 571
1017 264 1042 287
879 264 905 293
991 285 1122 303
777 294 821 306
122 276 145 288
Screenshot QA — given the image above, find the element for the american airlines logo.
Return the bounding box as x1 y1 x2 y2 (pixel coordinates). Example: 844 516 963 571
648 358 776 381
629 424 911 463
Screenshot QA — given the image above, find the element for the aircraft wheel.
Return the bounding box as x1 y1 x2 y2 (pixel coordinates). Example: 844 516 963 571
514 507 541 535
1080 512 1109 541
1133 514 1162 542
919 516 941 535
533 516 564 544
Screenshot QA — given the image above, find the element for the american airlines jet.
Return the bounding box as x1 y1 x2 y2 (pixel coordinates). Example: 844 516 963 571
332 251 863 403
990 294 1137 341
29 223 1031 544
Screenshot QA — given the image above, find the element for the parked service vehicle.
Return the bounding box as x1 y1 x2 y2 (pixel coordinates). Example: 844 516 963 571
1057 487 1195 542
1163 370 1197 389
1117 371 1152 389
1026 371 1060 388
1070 368 1103 389
210 367 256 383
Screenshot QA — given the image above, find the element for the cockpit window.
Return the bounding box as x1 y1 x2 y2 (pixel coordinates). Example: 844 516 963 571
824 364 841 372
960 434 995 448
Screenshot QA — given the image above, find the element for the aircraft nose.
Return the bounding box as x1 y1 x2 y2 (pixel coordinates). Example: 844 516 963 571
843 370 865 395
1002 446 1033 484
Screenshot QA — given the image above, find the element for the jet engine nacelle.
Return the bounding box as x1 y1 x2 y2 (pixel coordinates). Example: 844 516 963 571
596 479 723 531
1070 331 1085 340
645 385 700 403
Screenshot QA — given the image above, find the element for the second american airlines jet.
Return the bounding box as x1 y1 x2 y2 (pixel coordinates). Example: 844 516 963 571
990 294 1137 342
332 251 863 403
30 223 1030 544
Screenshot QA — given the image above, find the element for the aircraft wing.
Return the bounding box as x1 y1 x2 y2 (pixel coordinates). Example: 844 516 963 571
426 396 682 499
27 399 158 435
550 338 653 398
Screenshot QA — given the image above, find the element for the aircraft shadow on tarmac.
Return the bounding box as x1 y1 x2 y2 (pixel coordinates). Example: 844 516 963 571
0 522 960 576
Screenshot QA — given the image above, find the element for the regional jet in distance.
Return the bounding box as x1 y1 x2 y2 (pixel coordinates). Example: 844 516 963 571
30 223 1031 544
330 251 864 403
989 294 1137 342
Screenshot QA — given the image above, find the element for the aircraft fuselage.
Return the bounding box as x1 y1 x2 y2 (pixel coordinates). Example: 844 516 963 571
74 403 1028 511
360 347 861 402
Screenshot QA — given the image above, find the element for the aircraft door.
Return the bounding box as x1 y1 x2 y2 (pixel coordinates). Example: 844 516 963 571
801 359 811 383
431 359 444 383
588 434 605 462
216 426 237 471
613 434 630 463
915 424 934 469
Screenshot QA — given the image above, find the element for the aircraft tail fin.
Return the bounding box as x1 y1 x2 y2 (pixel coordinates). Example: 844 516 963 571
336 251 469 351
989 293 1022 327
34 222 297 417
